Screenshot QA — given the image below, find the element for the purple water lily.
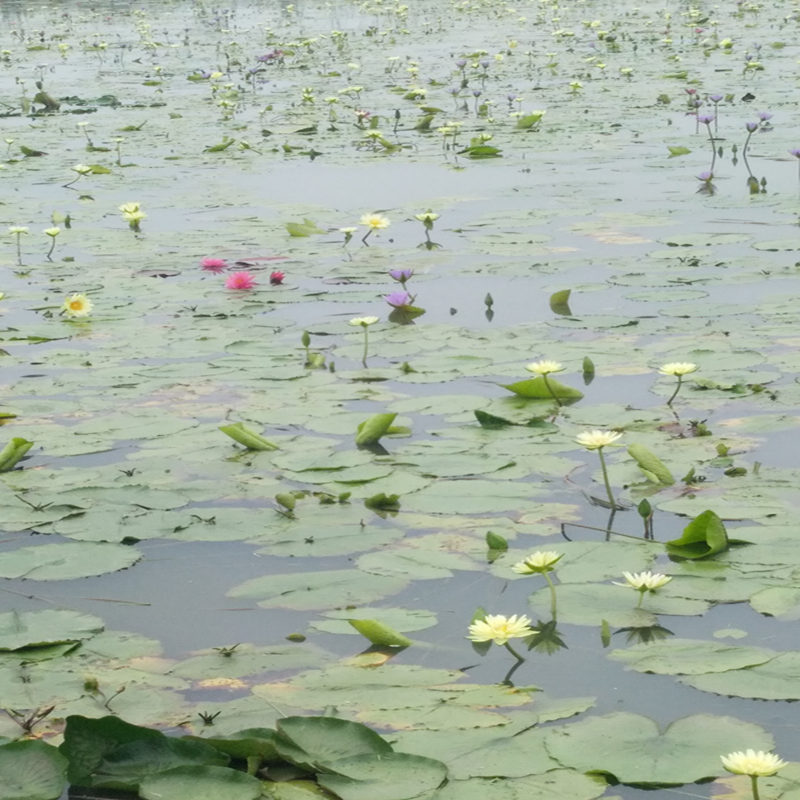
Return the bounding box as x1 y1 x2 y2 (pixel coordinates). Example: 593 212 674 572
389 268 413 285
385 291 414 309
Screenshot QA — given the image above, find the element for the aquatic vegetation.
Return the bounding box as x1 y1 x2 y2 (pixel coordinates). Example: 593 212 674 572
119 202 146 232
349 315 379 367
576 430 623 509
468 612 536 662
43 226 60 260
359 212 390 243
658 361 699 405
269 270 285 285
224 271 256 290
721 749 787 800
61 293 93 318
7 225 28 265
613 571 673 608
200 257 228 273
526 359 566 405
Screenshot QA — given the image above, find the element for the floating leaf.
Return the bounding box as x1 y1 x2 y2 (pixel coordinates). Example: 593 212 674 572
0 610 103 651
139 766 262 800
318 752 448 800
355 413 398 446
667 145 691 157
0 542 141 580
286 219 325 237
502 377 583 400
665 509 730 559
545 712 773 785
0 740 67 800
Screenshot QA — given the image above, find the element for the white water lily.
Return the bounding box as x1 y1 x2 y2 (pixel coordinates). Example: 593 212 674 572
525 360 565 376
512 551 563 575
659 362 698 376
349 316 378 327
614 571 672 591
467 614 536 645
575 429 622 450
720 749 787 777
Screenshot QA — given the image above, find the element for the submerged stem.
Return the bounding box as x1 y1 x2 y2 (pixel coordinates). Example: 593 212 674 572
596 446 616 509
544 571 558 618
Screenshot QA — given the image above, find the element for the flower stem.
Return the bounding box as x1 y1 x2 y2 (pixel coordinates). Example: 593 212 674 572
15 234 22 266
361 328 369 368
542 373 562 407
636 590 645 609
666 376 683 406
544 572 558 618
750 775 760 800
596 446 616 509
504 641 525 662
705 125 716 174
46 239 55 261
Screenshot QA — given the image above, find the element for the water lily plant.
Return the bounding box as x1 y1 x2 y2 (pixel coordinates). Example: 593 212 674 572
201 257 228 273
43 227 60 260
359 212 390 244
225 271 257 290
512 551 563 615
467 613 537 662
61 293 93 319
8 225 28 265
575 429 623 508
659 361 698 405
350 316 378 367
613 571 672 608
119 202 146 232
526 359 566 406
720 749 787 800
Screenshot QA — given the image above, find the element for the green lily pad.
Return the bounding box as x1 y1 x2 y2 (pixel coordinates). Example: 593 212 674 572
544 712 773 784
0 740 67 800
0 542 141 580
139 766 262 800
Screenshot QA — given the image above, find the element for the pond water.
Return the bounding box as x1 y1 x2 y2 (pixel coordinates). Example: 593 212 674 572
2 0 800 798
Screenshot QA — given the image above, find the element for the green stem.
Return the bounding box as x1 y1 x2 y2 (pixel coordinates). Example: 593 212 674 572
750 774 760 800
636 590 645 609
596 447 616 509
544 572 558 618
15 233 22 266
503 641 525 662
46 239 55 261
666 375 683 405
542 373 562 407
361 328 369 368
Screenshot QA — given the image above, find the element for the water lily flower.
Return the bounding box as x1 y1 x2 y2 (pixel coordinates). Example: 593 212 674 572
118 202 141 214
201 257 228 273
576 430 622 508
512 551 563 575
468 613 536 661
575 430 622 450
7 225 28 235
349 316 379 328
721 749 787 800
659 362 698 404
62 293 93 318
720 750 787 777
414 211 439 228
526 360 565 376
122 210 146 231
614 571 671 608
389 268 414 285
340 226 357 245
225 271 257 290
659 362 698 376
269 270 285 285
43 226 60 260
359 212 390 243
697 113 715 126
385 291 414 309
614 571 672 591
